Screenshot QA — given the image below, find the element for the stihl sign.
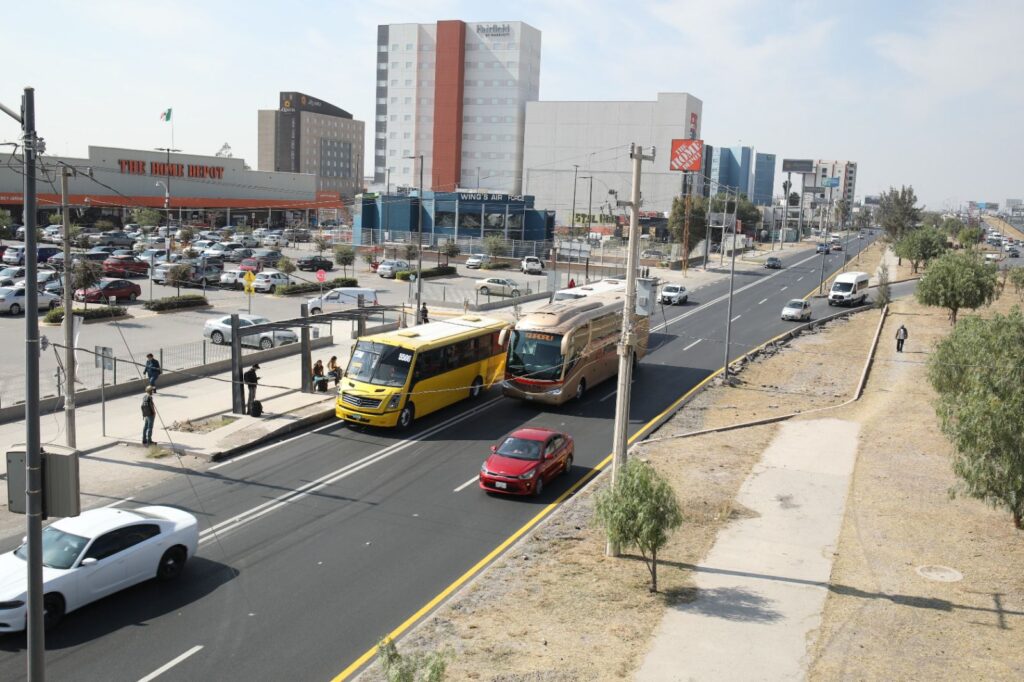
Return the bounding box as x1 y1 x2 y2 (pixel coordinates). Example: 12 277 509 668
669 139 704 172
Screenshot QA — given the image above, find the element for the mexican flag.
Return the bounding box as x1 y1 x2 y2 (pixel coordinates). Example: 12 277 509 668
159 108 172 122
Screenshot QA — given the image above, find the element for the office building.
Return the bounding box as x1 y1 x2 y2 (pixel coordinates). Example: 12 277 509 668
811 160 857 205
702 145 775 205
258 91 365 199
522 92 703 225
373 20 542 194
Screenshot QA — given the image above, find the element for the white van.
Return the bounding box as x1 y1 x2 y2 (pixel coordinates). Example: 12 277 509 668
306 287 378 315
828 271 870 306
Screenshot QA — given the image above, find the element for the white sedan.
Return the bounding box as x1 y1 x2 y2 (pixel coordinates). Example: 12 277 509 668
0 505 198 631
253 270 290 293
0 287 61 315
781 298 812 321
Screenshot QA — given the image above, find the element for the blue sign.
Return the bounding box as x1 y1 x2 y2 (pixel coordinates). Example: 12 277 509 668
823 177 841 188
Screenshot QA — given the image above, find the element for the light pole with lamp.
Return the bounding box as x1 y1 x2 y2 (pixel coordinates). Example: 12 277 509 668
383 166 393 251
403 154 424 322
154 146 180 225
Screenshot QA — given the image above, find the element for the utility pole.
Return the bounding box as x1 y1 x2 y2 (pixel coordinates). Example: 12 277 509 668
608 143 654 558
60 166 77 448
586 175 594 242
722 208 741 381
569 164 579 239
403 154 425 319
155 146 180 228
682 173 692 275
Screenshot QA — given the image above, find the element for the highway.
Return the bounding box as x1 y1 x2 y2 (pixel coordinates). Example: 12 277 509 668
0 236 883 681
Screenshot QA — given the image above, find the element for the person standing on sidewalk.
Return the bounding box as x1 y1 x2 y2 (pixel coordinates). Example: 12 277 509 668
141 386 156 445
243 363 260 415
144 353 162 391
419 302 429 325
895 324 908 353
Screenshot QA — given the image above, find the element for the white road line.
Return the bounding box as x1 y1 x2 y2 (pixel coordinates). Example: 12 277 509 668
796 277 804 282
780 286 788 291
599 389 617 402
453 476 478 493
100 496 134 509
137 645 204 682
198 396 504 544
757 298 768 305
731 315 742 322
208 418 339 470
683 339 702 351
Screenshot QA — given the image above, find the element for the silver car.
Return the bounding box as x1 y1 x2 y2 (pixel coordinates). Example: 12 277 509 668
0 287 60 315
781 299 812 321
203 314 298 349
660 284 688 305
376 259 410 279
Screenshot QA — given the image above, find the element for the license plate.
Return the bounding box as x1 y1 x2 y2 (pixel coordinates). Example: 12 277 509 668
494 481 507 489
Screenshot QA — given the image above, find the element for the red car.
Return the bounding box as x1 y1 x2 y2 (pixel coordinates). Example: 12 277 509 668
479 427 574 497
103 255 149 277
74 278 142 303
238 257 264 274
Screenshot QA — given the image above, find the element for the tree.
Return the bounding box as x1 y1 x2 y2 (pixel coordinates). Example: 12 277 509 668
919 211 942 230
788 192 800 207
915 251 998 325
875 260 891 309
594 458 683 592
668 195 708 257
333 245 355 276
95 218 116 231
0 208 12 240
130 207 164 227
483 234 506 258
313 236 330 257
854 208 873 230
957 226 983 249
928 307 1024 528
1009 268 1024 300
735 193 761 231
71 260 103 309
834 198 851 229
276 255 296 276
404 243 420 261
893 226 947 273
47 212 61 226
176 227 194 246
442 240 460 266
167 263 193 297
942 216 965 238
377 638 447 682
877 185 922 242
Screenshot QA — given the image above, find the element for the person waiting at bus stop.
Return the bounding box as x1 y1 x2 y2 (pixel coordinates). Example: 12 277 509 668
419 303 430 325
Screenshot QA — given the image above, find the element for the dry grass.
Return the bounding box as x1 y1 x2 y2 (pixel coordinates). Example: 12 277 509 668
168 415 239 434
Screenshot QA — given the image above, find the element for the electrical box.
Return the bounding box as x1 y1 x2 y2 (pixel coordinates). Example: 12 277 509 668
636 278 655 317
6 444 81 518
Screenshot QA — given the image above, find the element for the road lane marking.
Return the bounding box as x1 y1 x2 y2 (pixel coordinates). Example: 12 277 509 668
137 645 204 682
683 339 702 351
796 277 803 282
781 286 788 291
198 396 504 544
599 389 617 402
100 496 134 509
757 298 768 305
453 476 478 493
731 315 742 322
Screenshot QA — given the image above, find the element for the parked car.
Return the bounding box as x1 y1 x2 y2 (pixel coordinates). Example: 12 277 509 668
1008 248 1020 258
478 427 574 496
476 277 529 297
0 286 60 314
0 266 27 287
88 246 118 256
88 230 134 248
204 242 243 258
138 248 168 265
660 283 688 305
253 270 291 293
251 249 282 267
307 287 378 315
103 255 149 277
15 269 63 295
4 246 60 265
223 247 255 263
238 257 265 274
0 505 198 632
521 256 545 274
376 259 411 279
781 298 812 321
641 249 666 260
233 234 259 248
765 256 782 269
220 270 246 289
203 314 299 349
261 233 288 248
464 254 490 269
152 263 219 286
74 278 142 303
297 255 334 272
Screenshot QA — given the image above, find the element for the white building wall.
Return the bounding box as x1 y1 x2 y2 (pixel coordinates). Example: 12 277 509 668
522 92 703 224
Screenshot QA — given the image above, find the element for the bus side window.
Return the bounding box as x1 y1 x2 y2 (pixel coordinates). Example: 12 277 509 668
414 348 446 382
451 339 474 369
476 333 493 362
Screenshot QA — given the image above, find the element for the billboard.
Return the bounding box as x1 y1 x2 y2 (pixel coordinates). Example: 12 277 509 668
669 139 704 172
782 159 814 173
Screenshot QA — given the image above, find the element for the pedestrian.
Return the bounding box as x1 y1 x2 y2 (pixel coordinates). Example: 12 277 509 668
243 363 260 414
568 278 576 288
420 302 429 324
327 355 341 386
895 323 908 353
141 386 155 445
312 359 327 392
144 353 162 391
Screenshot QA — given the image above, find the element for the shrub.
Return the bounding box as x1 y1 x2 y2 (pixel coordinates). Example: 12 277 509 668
143 295 209 312
44 305 126 323
275 277 358 296
395 265 456 281
277 255 296 275
480 261 511 270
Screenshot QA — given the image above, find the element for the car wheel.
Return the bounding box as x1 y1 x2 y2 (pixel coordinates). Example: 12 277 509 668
43 593 65 631
575 378 586 401
211 330 225 345
9 303 21 315
311 307 322 316
157 546 187 581
511 289 520 297
479 286 490 295
268 284 276 294
469 376 483 399
260 337 273 350
533 475 544 497
129 292 138 301
563 452 573 476
397 403 415 429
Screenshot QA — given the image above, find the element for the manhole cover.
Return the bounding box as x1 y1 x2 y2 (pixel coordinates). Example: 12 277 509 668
915 565 963 582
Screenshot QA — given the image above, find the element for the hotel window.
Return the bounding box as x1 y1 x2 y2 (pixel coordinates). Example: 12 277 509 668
402 167 410 174
391 44 398 51
405 44 413 50
405 62 411 68
378 45 388 52
377 80 386 87
404 97 411 104
377 98 386 105
389 150 396 156
390 97 397 104
389 132 397 139
378 63 386 70
403 132 410 139
391 61 398 69
405 79 412 86
391 79 397 86
404 115 411 121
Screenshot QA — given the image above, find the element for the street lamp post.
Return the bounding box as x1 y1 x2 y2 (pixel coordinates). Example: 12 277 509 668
154 146 180 225
403 154 424 321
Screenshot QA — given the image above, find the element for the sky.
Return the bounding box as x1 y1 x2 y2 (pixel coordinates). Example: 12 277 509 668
3 0 1022 210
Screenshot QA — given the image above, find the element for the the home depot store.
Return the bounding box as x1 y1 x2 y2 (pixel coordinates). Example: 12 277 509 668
0 146 342 226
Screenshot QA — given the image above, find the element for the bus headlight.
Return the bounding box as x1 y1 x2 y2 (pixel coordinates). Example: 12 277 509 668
387 394 402 410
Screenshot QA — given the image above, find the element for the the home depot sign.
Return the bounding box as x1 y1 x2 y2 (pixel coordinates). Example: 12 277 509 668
118 159 225 180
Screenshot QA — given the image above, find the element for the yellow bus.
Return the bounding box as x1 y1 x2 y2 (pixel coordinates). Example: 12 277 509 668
337 315 510 428
500 290 649 405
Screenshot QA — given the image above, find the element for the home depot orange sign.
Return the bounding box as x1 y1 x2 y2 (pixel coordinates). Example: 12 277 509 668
118 159 225 180
669 139 704 172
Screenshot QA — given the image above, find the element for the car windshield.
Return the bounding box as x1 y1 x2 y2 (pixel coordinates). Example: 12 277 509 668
507 330 565 381
664 286 680 293
785 300 804 308
832 282 854 293
496 437 542 460
1 268 21 278
15 525 89 569
0 287 13 296
345 341 412 388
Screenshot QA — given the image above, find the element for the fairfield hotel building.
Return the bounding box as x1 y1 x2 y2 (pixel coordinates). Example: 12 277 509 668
374 20 541 195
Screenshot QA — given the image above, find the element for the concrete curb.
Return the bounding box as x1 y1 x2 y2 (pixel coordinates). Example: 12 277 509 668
40 313 132 327
206 404 337 462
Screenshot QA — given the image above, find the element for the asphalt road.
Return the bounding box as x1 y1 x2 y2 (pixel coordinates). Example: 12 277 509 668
0 236 887 681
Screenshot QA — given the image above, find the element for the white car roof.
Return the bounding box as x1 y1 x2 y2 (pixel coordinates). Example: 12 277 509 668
51 507 146 538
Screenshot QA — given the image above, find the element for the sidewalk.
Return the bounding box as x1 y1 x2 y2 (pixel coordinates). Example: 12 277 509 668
637 418 860 681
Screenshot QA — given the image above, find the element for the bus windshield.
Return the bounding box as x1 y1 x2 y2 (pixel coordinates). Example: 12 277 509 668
507 330 564 381
345 341 413 388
